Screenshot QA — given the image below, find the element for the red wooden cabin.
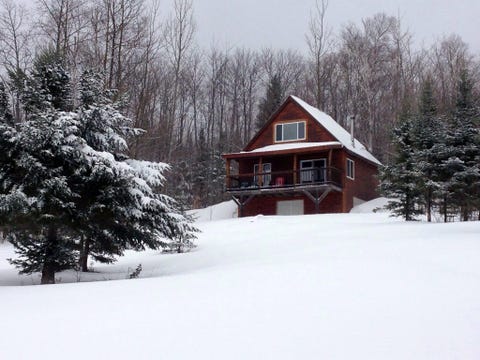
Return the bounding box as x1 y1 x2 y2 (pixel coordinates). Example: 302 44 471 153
222 96 381 216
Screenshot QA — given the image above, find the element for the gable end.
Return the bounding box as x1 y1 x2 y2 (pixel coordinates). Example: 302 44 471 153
244 97 337 151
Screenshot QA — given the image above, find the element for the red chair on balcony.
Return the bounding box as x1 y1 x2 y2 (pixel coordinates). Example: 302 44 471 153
275 176 285 186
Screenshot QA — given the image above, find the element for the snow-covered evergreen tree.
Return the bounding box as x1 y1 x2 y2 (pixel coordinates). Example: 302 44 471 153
0 110 82 283
0 52 80 283
412 77 443 221
175 128 226 210
0 56 197 282
22 49 73 114
380 71 479 222
74 69 197 269
442 69 480 221
380 115 423 220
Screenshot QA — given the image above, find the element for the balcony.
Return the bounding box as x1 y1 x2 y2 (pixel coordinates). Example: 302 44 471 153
226 167 343 195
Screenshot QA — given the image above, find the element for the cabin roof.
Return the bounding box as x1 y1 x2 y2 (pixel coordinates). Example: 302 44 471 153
289 96 381 165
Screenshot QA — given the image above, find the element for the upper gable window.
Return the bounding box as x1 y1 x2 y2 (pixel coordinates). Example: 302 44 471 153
275 121 306 142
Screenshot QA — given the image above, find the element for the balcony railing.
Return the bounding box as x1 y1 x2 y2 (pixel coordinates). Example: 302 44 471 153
226 167 342 192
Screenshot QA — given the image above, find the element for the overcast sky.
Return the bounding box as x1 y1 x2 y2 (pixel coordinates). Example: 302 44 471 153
184 0 480 54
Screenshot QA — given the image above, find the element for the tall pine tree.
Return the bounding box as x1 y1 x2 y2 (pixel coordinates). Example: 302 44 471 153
443 69 480 221
255 74 283 130
412 77 442 221
0 51 80 283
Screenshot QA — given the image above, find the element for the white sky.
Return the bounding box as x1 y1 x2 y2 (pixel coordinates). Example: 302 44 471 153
19 0 480 55
186 0 480 54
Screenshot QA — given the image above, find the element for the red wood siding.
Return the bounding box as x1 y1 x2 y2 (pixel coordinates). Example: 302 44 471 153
243 195 278 216
341 152 379 212
239 158 257 174
242 192 343 217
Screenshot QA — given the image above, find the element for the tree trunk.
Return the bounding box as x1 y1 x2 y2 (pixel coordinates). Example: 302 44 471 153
405 194 411 221
79 235 91 272
426 188 432 222
41 225 58 284
41 263 56 284
443 195 448 223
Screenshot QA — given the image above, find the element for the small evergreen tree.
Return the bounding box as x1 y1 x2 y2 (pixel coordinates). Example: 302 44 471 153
187 128 226 209
380 116 423 220
191 128 210 208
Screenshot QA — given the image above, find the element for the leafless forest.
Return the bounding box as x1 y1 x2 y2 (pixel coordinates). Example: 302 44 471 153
0 0 478 208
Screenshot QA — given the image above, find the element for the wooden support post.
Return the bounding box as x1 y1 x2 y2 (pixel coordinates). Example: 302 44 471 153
328 149 333 184
226 158 231 189
302 188 332 214
232 195 255 218
258 157 263 187
340 151 347 212
293 154 298 185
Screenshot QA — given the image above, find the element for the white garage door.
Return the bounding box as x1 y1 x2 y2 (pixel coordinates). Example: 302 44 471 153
276 199 304 215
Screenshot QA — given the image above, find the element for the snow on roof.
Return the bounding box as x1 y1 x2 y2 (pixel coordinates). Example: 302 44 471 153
290 96 382 165
245 141 342 153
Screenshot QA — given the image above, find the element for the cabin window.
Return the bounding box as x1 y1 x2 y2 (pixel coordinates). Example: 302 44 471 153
300 159 326 183
275 121 306 142
346 158 355 180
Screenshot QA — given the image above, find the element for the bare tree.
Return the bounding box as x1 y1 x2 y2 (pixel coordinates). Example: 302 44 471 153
163 0 196 156
336 13 411 159
184 51 205 147
0 0 32 122
429 34 477 113
128 0 163 158
306 0 332 109
224 48 261 149
37 0 90 59
260 48 305 100
0 0 32 70
203 45 229 150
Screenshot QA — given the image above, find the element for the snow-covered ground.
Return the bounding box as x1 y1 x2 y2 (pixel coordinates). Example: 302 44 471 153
1 200 479 359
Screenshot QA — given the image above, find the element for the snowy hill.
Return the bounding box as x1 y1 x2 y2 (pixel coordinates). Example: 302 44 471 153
1 207 479 359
